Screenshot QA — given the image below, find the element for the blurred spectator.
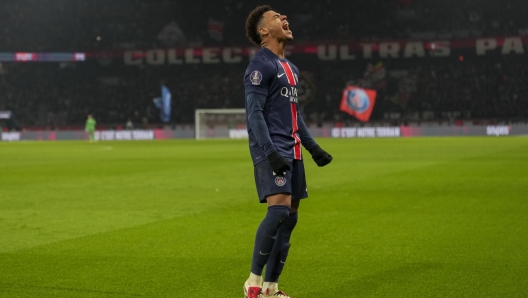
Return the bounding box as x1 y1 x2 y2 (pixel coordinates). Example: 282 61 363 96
0 55 527 128
1 0 527 51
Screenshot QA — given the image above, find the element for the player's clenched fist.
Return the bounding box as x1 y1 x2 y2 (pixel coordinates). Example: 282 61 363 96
308 145 333 167
267 151 291 176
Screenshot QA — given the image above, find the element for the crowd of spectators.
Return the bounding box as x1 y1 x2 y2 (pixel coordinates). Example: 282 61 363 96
1 54 527 129
299 55 528 125
1 0 527 129
410 57 528 121
0 62 246 129
1 0 527 51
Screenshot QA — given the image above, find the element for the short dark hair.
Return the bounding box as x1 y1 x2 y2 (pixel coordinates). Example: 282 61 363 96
245 5 272 45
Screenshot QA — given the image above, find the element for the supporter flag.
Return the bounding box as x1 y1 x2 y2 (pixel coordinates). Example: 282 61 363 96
207 18 224 42
364 62 386 89
153 85 171 123
158 21 187 46
340 86 377 122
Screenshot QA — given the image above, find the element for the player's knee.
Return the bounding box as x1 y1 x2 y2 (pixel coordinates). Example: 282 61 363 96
281 242 292 254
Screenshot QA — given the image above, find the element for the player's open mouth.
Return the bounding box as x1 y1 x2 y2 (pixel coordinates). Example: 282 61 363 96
282 22 291 32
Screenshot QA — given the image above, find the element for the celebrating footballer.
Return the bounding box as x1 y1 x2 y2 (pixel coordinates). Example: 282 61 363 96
243 5 333 298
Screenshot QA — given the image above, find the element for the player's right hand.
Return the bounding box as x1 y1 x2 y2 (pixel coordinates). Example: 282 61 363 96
267 151 291 176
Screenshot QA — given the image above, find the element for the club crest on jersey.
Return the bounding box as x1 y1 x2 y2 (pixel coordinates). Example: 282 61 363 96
275 176 286 186
250 70 263 85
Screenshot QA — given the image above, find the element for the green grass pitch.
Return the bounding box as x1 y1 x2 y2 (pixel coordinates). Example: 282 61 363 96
1 137 527 297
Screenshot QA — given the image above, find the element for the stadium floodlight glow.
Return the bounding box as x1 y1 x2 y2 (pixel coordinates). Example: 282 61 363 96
194 109 247 140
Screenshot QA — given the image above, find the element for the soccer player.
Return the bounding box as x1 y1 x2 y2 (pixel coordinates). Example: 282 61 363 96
243 5 333 298
85 114 96 142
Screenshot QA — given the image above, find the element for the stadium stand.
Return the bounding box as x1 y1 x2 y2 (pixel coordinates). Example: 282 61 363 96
0 0 527 129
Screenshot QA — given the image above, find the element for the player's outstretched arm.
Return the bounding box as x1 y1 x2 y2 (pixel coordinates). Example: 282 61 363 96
297 111 333 167
246 93 291 175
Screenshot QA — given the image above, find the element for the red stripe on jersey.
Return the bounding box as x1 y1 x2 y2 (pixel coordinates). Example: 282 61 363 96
279 61 296 86
290 102 302 160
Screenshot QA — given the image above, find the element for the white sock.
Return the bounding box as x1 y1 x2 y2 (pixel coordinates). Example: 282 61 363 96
246 272 262 287
262 282 278 295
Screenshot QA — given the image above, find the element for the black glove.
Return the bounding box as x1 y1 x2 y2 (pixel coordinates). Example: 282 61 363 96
267 151 291 176
308 145 333 167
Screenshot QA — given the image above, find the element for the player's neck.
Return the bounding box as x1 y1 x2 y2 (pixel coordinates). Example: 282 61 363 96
261 40 286 59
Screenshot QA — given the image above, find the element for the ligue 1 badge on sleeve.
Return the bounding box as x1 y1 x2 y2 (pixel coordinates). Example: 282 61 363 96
250 70 263 85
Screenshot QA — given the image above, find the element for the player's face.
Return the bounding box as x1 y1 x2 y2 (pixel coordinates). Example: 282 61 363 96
260 10 293 41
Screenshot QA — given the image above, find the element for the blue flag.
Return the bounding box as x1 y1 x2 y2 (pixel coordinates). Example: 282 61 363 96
153 85 171 123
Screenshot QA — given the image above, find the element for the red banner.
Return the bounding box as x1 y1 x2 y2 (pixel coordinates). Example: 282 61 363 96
340 86 377 122
4 36 521 64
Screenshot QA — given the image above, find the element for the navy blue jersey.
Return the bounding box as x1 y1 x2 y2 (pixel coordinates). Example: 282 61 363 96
244 47 304 165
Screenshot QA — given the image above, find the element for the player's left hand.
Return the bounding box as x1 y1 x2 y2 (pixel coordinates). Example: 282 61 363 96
267 150 291 176
309 145 333 167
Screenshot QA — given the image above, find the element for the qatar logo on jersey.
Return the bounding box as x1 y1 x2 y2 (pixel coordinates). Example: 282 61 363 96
250 70 263 85
280 86 299 103
345 88 370 113
275 176 286 186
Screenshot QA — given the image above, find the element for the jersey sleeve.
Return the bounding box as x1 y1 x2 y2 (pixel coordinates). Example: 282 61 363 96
296 111 317 151
246 93 276 156
244 57 275 97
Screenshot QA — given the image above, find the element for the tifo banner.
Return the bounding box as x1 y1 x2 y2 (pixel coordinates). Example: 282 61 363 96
0 36 526 63
340 86 377 122
120 36 528 65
